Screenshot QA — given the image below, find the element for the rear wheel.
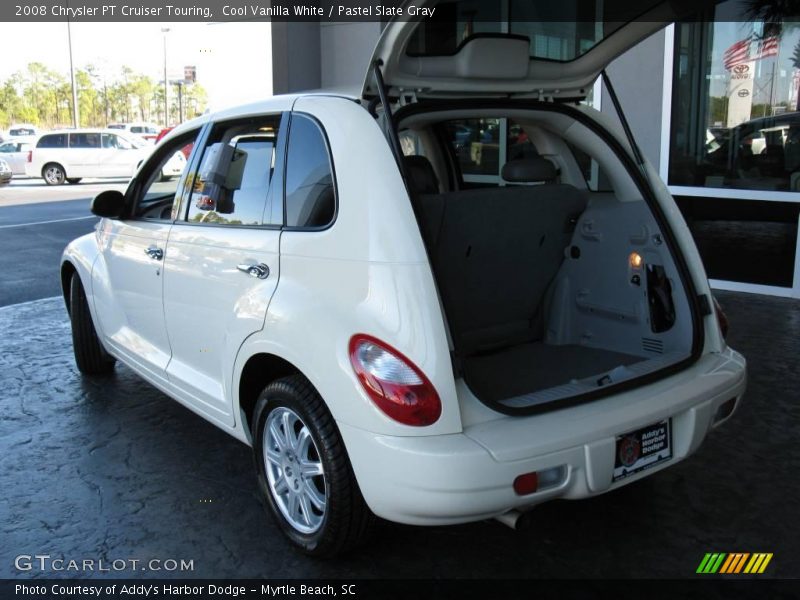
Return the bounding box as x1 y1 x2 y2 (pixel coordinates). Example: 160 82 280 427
66 178 82 185
69 273 115 375
252 375 375 557
43 163 66 185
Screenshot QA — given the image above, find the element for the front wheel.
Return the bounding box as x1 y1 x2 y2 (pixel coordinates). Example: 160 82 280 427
43 163 66 185
252 375 375 557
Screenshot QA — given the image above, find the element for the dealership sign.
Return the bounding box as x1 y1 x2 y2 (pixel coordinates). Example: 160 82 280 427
726 61 755 127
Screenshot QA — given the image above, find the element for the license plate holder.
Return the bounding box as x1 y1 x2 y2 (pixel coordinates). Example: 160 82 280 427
613 419 672 482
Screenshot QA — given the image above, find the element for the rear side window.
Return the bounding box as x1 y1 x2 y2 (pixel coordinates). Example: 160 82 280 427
284 114 335 228
186 115 281 226
69 133 101 148
37 134 67 148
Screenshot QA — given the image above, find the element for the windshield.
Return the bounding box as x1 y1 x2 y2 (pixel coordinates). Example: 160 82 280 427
406 0 663 62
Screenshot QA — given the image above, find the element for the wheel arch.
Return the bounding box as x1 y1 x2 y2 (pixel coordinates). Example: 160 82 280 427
238 352 302 443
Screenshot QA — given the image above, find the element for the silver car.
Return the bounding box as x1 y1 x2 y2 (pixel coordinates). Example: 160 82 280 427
0 158 12 184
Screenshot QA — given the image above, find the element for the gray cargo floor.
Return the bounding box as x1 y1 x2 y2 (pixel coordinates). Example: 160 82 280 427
464 342 642 403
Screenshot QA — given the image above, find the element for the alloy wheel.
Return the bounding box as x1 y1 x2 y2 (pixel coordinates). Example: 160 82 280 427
263 407 327 534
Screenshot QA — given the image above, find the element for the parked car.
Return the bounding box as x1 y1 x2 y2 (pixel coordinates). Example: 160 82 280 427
27 129 186 185
62 1 746 557
0 138 34 176
0 158 11 184
108 122 161 143
702 112 800 190
7 123 38 137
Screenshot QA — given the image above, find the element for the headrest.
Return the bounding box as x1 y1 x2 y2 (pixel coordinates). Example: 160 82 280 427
404 155 440 195
501 158 557 183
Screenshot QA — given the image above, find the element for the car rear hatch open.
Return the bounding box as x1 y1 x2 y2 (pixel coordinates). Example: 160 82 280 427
363 0 710 103
363 0 715 416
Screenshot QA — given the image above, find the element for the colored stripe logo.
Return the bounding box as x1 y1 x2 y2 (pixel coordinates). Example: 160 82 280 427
697 553 773 574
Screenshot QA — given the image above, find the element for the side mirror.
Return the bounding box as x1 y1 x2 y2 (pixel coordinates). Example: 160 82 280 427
91 189 125 218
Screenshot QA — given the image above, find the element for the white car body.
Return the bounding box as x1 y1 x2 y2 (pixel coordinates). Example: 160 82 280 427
0 137 34 175
26 128 185 184
61 1 746 552
108 122 161 143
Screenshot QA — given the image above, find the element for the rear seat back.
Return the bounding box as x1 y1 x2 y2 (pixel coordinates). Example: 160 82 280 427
411 157 587 355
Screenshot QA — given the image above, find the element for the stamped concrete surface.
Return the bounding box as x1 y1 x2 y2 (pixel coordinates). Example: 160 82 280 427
0 291 797 579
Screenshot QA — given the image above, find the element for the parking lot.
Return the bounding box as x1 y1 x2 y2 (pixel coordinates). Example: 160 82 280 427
0 180 798 579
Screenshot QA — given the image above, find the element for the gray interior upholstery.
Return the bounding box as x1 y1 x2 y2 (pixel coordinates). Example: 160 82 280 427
411 157 588 355
501 157 557 183
403 155 440 194
464 342 641 403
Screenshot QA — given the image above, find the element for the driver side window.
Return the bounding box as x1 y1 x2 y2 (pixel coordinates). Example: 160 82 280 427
133 130 199 221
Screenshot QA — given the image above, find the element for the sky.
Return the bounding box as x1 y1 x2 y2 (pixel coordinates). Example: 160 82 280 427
0 21 273 110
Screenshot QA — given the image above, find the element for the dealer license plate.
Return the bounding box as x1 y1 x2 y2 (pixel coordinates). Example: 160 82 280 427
612 419 672 482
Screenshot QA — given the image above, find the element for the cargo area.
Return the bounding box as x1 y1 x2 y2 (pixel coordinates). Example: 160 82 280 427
399 105 697 411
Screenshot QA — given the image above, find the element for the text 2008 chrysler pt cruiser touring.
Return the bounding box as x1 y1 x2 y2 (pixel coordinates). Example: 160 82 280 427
62 2 746 556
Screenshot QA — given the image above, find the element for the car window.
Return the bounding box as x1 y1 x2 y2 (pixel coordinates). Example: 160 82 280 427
132 130 199 221
441 118 538 186
37 134 67 148
131 126 143 134
284 114 335 228
186 116 281 226
102 134 133 150
0 143 14 152
69 133 101 148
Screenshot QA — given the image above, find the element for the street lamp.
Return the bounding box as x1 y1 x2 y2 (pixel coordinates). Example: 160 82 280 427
161 27 170 127
67 18 79 127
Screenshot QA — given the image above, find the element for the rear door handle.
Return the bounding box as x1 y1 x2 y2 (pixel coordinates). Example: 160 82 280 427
237 263 270 279
145 246 163 261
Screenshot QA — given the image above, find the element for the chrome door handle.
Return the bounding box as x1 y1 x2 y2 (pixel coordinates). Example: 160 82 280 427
145 246 163 261
237 263 270 279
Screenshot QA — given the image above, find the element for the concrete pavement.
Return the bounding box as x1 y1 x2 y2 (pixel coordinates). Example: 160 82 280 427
0 291 797 578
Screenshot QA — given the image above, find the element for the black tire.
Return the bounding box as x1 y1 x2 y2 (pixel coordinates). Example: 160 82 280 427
66 178 82 185
42 163 66 185
252 374 375 557
69 273 115 375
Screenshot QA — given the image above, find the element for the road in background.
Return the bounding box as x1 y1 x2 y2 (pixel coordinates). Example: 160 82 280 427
0 179 127 306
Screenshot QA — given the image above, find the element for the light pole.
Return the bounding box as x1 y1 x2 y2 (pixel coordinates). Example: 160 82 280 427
161 27 170 127
67 18 79 127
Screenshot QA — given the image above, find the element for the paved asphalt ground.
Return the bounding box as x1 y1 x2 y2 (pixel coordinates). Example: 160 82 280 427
0 179 125 306
0 179 798 582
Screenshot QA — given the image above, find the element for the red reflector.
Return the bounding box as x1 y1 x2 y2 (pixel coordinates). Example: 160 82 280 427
27 151 32 163
513 472 539 496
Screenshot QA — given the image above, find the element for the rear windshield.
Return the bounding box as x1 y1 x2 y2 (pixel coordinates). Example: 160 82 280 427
406 0 662 62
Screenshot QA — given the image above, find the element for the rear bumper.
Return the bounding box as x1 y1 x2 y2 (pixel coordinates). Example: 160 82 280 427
339 347 746 526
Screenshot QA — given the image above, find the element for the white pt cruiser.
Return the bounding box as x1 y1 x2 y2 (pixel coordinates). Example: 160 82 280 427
62 5 746 557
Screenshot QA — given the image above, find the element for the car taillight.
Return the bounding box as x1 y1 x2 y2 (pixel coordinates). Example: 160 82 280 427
27 151 32 163
712 295 729 339
349 334 441 426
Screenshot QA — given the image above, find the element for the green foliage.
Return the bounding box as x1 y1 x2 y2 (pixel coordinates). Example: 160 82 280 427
0 62 208 130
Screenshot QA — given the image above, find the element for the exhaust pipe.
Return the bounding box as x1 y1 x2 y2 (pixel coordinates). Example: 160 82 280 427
495 509 534 531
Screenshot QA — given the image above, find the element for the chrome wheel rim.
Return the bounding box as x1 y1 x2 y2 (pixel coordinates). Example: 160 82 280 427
44 166 63 184
263 407 326 534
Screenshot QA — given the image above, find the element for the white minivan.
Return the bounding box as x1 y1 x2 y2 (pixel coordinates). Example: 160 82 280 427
27 128 185 185
61 3 746 557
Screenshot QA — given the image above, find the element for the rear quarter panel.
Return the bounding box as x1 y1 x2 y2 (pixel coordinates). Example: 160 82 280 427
236 95 461 437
